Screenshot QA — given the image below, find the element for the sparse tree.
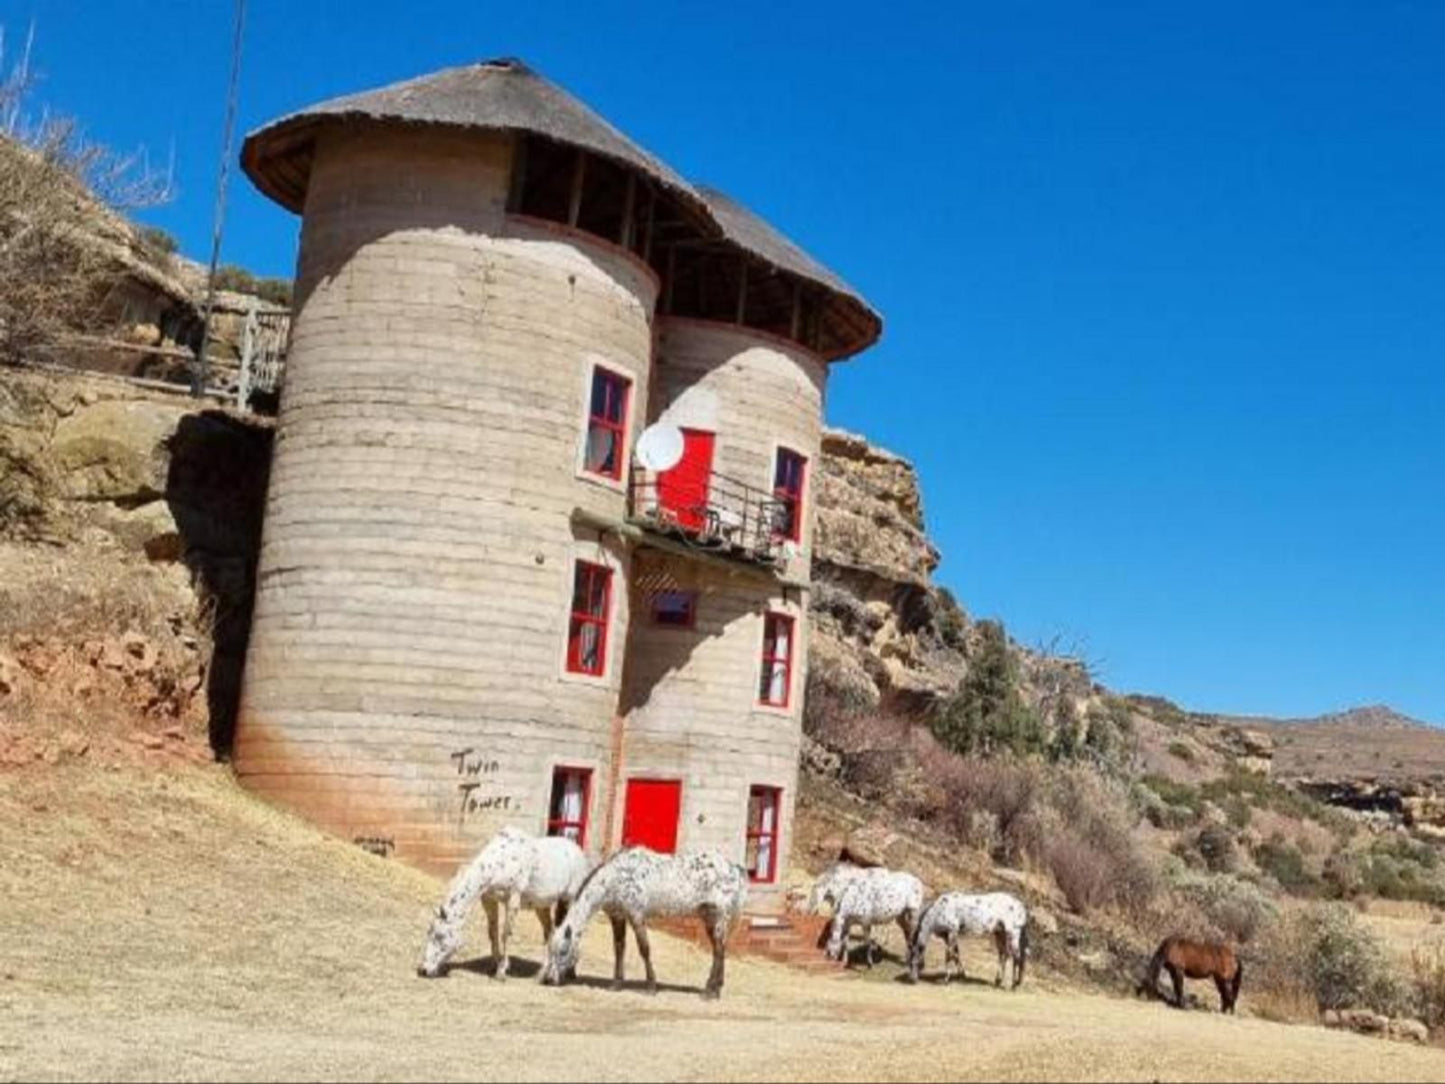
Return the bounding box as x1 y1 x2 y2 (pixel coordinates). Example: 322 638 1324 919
0 24 174 364
932 619 1044 758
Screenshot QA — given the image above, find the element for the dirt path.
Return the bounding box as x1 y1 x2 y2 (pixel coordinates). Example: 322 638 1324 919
3 764 1444 1082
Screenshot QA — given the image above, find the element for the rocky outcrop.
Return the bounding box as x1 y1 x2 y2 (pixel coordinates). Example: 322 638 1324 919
809 428 961 711
1323 1009 1429 1044
813 428 938 588
0 367 271 752
1294 777 1445 837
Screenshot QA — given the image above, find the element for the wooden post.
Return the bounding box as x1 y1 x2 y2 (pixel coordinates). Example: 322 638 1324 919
507 132 529 213
237 299 257 411
568 150 587 227
642 188 656 263
735 258 748 325
620 172 636 247
665 246 676 314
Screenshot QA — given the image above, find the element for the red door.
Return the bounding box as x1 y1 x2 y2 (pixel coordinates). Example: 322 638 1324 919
656 429 714 532
621 778 682 854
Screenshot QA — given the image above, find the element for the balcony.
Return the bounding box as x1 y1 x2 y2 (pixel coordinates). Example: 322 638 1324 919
626 465 789 568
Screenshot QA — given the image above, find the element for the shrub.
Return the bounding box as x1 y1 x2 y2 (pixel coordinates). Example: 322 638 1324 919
1323 849 1365 900
1256 835 1320 896
1195 823 1239 874
1167 740 1196 763
931 619 1045 759
137 224 178 259
935 755 1045 865
1141 775 1202 819
934 586 968 650
212 264 293 307
1169 870 1277 943
1199 772 1353 838
1412 938 1445 1030
1044 767 1156 914
1223 795 1253 829
1263 904 1404 1014
1046 829 1114 913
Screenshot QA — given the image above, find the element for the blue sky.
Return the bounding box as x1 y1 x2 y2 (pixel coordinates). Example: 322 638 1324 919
8 0 1442 722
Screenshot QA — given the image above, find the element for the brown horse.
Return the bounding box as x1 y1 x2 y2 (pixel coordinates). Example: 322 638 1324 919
1137 936 1243 1013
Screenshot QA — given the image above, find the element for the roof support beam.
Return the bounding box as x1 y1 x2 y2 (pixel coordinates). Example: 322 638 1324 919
620 172 636 248
567 150 587 228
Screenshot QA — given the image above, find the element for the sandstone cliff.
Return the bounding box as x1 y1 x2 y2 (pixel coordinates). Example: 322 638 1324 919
807 427 962 711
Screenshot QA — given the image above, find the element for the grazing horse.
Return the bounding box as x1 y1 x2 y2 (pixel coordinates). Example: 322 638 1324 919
907 891 1030 988
825 868 925 967
540 846 749 999
418 827 591 979
806 861 868 950
1137 936 1243 1013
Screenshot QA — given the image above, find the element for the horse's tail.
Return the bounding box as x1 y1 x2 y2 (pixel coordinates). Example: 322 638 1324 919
1229 956 1244 1011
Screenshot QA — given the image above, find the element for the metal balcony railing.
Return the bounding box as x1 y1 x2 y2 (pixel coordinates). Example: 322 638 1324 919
627 464 789 567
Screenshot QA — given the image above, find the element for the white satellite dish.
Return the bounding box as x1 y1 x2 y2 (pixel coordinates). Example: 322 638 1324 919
635 423 684 471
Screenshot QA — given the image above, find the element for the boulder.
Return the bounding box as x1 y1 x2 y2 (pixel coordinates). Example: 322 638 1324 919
100 499 183 561
50 399 183 503
1388 1018 1429 1044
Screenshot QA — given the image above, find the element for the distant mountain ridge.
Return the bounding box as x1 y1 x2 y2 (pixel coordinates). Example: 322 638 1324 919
1221 704 1437 733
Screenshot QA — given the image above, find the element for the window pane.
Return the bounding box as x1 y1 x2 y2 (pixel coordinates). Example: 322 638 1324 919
584 425 619 474
586 570 609 617
772 618 791 661
755 834 773 879
654 590 695 626
577 621 601 671
591 370 627 424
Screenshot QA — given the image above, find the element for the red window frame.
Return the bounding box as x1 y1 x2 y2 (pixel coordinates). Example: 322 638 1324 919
546 766 593 847
652 590 698 628
584 367 631 481
758 612 795 708
773 448 807 542
566 561 612 676
745 785 782 884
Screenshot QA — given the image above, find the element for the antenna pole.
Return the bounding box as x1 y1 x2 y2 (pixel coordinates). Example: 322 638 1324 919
194 0 247 398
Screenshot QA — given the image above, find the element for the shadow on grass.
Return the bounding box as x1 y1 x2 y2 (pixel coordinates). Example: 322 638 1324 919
448 955 544 979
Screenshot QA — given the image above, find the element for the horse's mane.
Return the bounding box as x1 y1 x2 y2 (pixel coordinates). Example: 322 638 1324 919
571 848 625 901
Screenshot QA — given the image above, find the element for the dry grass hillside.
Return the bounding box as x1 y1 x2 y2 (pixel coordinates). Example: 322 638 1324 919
1254 708 1445 782
5 758 1445 1083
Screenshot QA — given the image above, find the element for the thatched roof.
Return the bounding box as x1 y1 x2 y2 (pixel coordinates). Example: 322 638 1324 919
697 186 881 357
242 57 881 358
241 57 711 224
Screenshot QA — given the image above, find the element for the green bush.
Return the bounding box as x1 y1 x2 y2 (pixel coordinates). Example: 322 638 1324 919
1169 869 1277 943
137 225 178 258
931 619 1044 758
935 587 968 651
212 264 293 307
1255 834 1320 896
1195 823 1239 874
1286 904 1408 1014
1167 740 1196 763
1199 772 1353 838
1223 795 1253 829
1141 775 1202 817
1412 938 1445 1030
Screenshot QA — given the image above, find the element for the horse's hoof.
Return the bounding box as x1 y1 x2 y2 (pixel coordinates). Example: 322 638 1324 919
644 984 659 997
701 987 720 1001
609 981 624 992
